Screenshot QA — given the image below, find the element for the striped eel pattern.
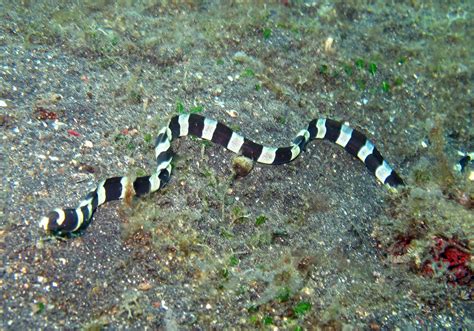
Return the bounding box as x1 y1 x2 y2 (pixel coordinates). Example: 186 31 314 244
40 113 404 234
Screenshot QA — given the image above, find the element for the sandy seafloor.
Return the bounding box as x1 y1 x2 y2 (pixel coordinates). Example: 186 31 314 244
1 1 472 330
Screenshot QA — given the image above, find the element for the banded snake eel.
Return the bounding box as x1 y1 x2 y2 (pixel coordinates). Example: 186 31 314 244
40 113 404 234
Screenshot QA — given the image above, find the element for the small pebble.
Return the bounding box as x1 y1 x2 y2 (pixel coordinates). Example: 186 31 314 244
52 121 65 130
324 36 335 53
226 110 238 118
232 156 253 177
233 51 251 63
